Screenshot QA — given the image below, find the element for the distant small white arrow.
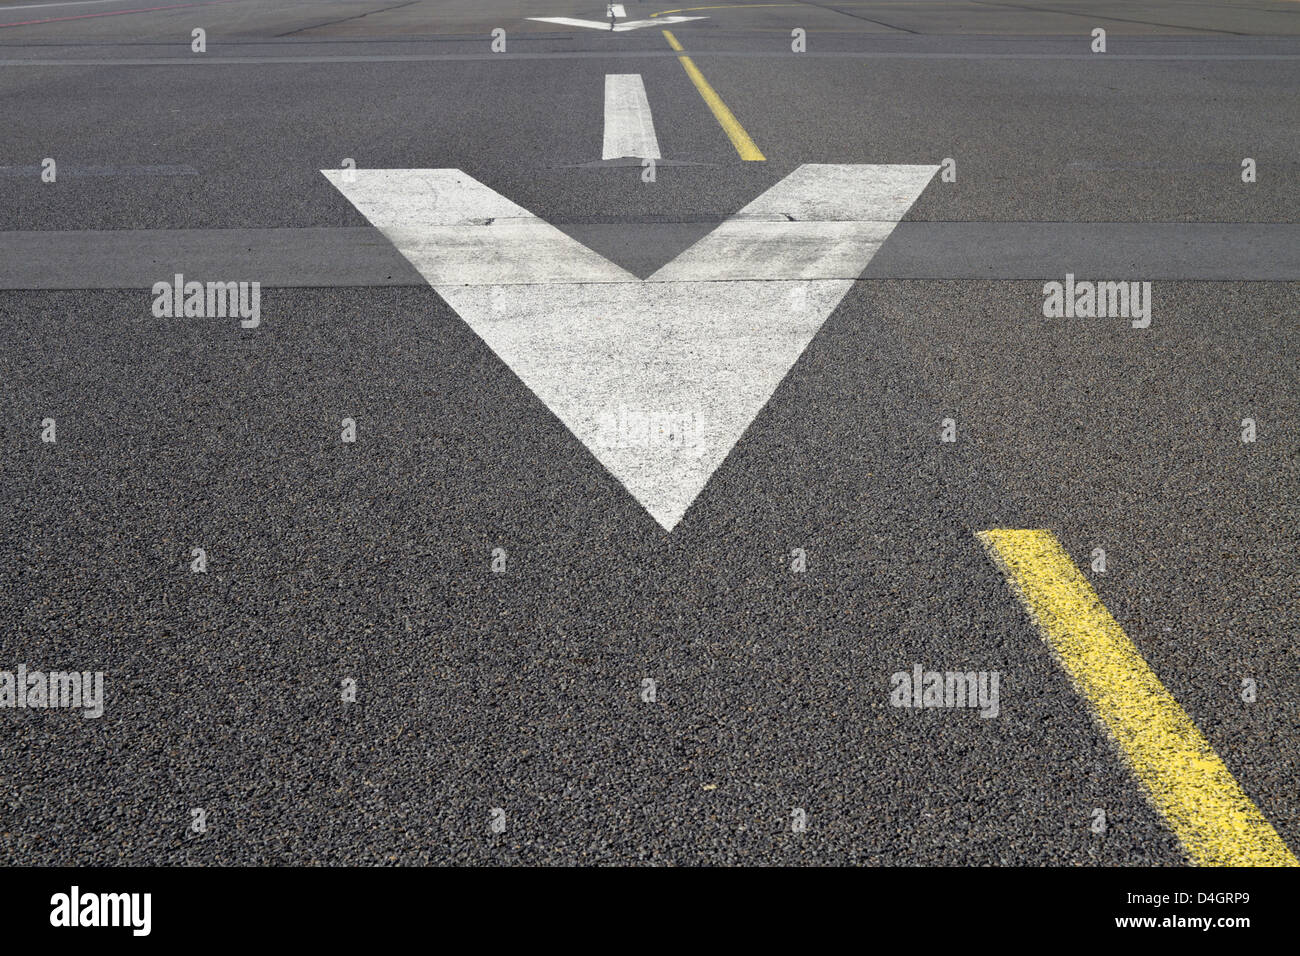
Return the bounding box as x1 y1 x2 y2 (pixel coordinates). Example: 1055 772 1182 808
322 164 937 530
528 15 707 31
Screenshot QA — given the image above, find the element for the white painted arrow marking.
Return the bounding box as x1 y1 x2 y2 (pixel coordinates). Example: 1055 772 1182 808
527 15 706 31
321 164 937 530
603 74 660 160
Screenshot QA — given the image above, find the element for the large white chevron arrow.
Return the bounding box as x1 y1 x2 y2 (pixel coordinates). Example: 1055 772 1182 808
527 16 707 31
322 164 937 530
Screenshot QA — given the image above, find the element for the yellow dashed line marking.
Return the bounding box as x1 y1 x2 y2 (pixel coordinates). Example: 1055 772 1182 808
662 29 765 161
977 528 1297 867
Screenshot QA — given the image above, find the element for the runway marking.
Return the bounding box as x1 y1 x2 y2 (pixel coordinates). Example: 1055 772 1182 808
653 0 1300 15
0 0 240 29
977 529 1299 868
609 3 627 17
4 52 1296 66
603 74 661 160
0 0 145 10
527 15 707 31
662 30 765 161
323 164 935 530
653 3 800 14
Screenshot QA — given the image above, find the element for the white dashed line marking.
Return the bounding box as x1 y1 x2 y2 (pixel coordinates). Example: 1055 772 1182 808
602 74 661 160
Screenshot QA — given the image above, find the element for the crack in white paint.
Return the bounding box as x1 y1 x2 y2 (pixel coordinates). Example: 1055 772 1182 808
322 164 937 530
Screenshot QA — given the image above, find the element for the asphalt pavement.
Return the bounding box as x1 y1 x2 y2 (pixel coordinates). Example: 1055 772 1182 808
0 0 1297 865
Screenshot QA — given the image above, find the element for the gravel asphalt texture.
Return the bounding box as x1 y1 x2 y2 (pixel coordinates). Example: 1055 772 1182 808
0 0 1296 864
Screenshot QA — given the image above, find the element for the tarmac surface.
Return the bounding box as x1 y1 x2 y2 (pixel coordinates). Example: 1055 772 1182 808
0 0 1296 864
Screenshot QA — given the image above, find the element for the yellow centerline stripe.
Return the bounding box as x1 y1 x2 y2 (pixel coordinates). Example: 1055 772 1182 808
653 3 800 15
661 29 765 161
977 528 1297 867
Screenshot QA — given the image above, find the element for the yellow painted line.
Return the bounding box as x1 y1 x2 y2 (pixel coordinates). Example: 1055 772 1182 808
653 2 922 15
653 3 799 15
977 528 1298 867
661 30 765 161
